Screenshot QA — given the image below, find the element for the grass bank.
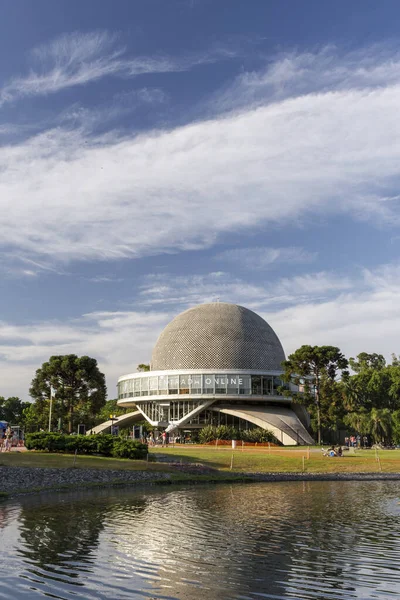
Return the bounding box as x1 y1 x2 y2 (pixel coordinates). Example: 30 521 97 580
2 446 400 474
150 445 400 473
1 446 400 501
0 451 172 472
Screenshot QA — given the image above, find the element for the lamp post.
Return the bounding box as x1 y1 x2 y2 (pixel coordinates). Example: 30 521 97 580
48 386 54 432
110 414 117 435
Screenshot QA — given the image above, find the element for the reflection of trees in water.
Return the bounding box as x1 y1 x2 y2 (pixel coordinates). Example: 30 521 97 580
16 492 148 583
282 481 400 598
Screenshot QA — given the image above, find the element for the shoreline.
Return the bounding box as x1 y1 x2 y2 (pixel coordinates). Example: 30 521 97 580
2 465 400 500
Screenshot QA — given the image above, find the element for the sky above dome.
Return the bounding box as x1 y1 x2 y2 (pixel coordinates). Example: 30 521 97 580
2 0 400 398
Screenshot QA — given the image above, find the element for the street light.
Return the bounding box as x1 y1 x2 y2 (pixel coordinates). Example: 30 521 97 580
48 386 55 432
110 414 118 434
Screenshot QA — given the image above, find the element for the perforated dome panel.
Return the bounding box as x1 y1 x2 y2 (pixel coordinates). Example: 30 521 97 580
151 302 285 371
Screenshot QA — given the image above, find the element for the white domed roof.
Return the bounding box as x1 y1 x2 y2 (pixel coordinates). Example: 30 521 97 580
151 302 285 371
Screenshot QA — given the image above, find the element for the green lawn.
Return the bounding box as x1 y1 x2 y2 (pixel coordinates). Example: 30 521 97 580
2 446 400 474
149 445 400 473
0 451 173 472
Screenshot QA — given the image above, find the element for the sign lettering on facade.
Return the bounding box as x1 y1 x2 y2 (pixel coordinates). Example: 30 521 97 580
200 376 243 386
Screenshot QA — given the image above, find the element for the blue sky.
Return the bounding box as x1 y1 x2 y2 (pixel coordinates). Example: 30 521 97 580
2 0 400 399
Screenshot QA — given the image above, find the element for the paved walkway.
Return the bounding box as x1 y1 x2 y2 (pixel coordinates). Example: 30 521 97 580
1 446 27 452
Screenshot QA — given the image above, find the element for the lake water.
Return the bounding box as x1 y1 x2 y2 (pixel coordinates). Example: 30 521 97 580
1 481 400 599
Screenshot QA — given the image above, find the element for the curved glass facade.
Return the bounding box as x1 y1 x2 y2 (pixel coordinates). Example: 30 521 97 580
118 373 285 400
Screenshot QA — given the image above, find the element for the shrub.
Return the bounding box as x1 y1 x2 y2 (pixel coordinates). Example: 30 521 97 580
240 427 278 443
197 425 279 444
198 425 217 444
112 439 148 460
94 434 115 457
216 425 240 440
198 425 239 443
25 432 65 451
24 432 147 460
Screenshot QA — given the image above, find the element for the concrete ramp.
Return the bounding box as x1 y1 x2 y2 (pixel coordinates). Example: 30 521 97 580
87 410 142 435
214 405 314 445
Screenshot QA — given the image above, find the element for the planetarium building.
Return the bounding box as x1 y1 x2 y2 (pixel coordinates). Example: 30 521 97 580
114 303 313 445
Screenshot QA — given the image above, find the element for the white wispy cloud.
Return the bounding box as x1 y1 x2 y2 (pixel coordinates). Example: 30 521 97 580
61 87 168 131
0 310 170 399
0 31 233 106
1 80 400 263
209 44 400 113
215 246 316 269
139 269 353 310
1 45 400 268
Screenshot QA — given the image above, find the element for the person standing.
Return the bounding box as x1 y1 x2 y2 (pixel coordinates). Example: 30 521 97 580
4 426 12 452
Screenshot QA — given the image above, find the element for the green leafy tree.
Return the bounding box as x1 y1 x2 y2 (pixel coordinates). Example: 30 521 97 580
22 402 47 432
349 352 386 373
343 409 371 436
369 408 392 444
343 353 399 413
30 355 107 433
282 345 349 444
95 399 128 426
137 364 150 372
0 396 30 425
391 410 400 445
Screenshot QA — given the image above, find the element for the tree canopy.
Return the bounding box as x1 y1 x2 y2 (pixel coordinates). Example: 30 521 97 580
29 355 107 433
94 398 128 426
282 345 349 444
0 396 30 425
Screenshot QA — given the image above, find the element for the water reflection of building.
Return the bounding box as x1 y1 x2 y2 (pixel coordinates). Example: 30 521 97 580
117 302 313 445
7 482 400 599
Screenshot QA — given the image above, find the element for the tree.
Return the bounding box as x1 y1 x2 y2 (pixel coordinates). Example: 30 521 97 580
22 402 47 432
95 399 128 426
349 352 386 373
343 352 398 413
137 364 150 372
282 345 349 444
30 355 107 433
369 408 392 444
0 396 30 425
343 409 370 436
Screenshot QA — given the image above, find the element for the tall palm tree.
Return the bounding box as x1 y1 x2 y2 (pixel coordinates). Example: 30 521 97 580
369 408 392 444
342 379 362 412
343 409 370 435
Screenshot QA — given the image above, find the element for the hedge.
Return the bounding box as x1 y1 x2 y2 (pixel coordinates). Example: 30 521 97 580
198 425 279 444
25 432 147 460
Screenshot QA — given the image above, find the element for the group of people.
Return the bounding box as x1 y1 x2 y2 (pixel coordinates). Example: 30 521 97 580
323 445 343 457
145 431 191 446
344 435 368 448
0 426 13 452
147 431 168 446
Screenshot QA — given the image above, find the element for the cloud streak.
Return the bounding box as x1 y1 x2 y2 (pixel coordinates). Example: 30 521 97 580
0 31 231 106
215 246 316 269
2 44 400 268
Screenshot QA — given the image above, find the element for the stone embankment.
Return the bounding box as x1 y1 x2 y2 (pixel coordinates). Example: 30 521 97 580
0 466 173 496
2 465 400 499
243 472 400 482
